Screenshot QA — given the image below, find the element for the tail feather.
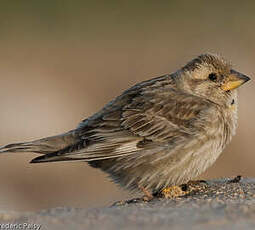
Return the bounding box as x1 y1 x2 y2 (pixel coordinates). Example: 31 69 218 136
0 130 77 154
0 142 43 153
30 154 86 163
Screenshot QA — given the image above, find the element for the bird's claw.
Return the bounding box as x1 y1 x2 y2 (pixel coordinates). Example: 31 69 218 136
160 185 187 198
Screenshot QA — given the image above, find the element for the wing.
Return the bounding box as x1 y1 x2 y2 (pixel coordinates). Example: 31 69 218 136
121 90 206 142
31 77 213 163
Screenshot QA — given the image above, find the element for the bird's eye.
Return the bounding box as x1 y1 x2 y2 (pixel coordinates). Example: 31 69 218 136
208 73 217 82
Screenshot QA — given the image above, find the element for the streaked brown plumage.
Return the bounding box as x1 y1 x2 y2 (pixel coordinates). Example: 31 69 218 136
0 54 250 194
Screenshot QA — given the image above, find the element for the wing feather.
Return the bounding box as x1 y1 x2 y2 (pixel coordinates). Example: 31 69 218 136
31 81 213 163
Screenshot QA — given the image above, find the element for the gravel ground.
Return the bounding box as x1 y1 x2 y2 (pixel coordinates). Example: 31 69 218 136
1 177 255 230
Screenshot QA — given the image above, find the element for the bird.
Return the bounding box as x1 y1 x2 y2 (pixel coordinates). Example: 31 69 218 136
0 53 250 199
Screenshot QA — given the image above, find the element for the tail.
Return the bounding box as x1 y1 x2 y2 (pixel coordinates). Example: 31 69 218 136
0 130 77 154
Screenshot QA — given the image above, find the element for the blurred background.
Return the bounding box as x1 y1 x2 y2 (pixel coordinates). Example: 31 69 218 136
0 0 254 211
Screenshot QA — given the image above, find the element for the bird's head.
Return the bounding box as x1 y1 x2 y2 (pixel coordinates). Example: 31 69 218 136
177 53 250 105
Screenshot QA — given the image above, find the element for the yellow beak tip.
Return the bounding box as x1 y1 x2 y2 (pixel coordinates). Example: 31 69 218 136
221 80 244 91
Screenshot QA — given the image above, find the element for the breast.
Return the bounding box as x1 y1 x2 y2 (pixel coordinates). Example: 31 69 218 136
221 92 238 147
175 96 239 184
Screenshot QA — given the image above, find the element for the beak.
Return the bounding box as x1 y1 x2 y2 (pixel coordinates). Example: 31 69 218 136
221 69 251 91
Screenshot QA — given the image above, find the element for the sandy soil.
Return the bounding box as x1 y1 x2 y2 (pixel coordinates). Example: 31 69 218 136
0 177 255 230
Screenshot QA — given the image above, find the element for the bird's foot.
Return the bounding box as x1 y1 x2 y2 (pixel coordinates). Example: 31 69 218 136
227 175 242 183
158 180 208 199
138 185 154 201
160 185 187 199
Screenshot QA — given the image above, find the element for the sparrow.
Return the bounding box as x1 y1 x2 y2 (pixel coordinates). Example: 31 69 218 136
0 53 250 198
